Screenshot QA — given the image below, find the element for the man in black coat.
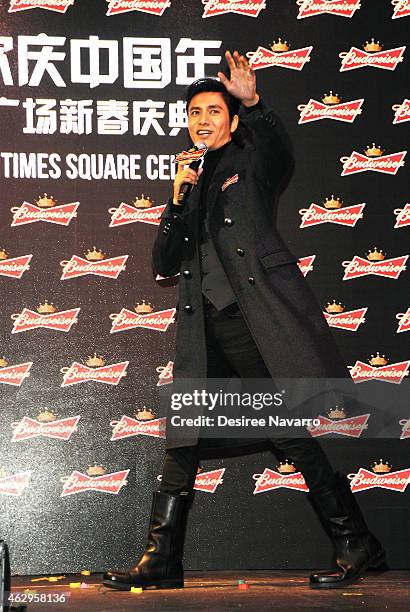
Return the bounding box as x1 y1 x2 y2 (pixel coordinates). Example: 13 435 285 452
104 50 384 591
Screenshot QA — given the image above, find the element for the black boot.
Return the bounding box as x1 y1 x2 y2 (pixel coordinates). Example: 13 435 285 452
103 491 189 590
308 473 386 589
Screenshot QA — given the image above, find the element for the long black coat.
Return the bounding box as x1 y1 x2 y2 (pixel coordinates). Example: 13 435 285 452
152 100 349 449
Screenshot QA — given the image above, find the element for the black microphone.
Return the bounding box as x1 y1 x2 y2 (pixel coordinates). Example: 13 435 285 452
177 142 207 205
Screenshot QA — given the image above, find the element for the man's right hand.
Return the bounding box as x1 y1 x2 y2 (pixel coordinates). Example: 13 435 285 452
173 160 201 205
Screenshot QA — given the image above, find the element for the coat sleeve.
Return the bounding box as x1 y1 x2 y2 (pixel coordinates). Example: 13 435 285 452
151 198 189 277
239 98 295 196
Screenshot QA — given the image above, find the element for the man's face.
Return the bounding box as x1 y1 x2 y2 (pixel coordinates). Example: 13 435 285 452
187 91 238 151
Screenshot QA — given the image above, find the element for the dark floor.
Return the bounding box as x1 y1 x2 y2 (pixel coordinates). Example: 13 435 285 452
6 571 409 611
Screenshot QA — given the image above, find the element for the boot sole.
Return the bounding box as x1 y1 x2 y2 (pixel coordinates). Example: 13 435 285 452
103 579 183 591
310 549 386 589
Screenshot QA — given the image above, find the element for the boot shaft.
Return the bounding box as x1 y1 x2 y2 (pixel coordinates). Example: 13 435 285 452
145 492 189 560
307 473 369 539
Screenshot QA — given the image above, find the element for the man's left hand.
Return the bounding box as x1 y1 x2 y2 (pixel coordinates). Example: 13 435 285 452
218 50 260 107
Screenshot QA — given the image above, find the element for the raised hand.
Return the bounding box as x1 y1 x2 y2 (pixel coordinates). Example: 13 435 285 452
218 50 259 107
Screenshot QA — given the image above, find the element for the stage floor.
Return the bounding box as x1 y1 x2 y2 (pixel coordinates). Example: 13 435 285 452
8 570 408 611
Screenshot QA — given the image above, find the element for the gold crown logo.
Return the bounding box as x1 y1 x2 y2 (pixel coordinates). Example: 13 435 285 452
372 459 391 473
135 300 154 314
365 143 383 157
133 194 154 209
277 460 296 474
322 91 341 105
323 195 343 209
271 38 289 53
327 406 347 419
135 407 155 420
0 247 9 260
0 356 8 367
325 300 345 314
36 193 56 208
369 352 388 367
86 353 106 368
364 38 383 53
86 464 106 476
37 300 56 314
367 247 385 261
85 247 105 261
37 410 57 422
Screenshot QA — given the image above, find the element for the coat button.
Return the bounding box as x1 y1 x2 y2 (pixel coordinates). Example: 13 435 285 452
248 277 255 285
184 305 193 313
183 236 189 242
162 229 168 235
224 217 234 226
236 248 245 257
182 270 192 278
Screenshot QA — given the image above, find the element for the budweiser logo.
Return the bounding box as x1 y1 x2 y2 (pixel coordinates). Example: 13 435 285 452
298 98 363 123
339 45 406 71
0 471 31 496
253 468 309 493
61 361 129 387
299 203 365 227
106 0 171 16
11 202 79 226
0 362 32 386
248 45 312 71
396 308 410 333
297 0 361 18
349 467 410 492
156 360 174 386
392 99 410 124
158 468 225 493
9 0 74 12
11 416 80 442
111 415 166 440
0 255 32 278
342 255 408 280
175 148 207 163
399 418 410 439
297 255 315 276
202 0 266 18
60 255 128 280
11 308 80 334
308 414 369 437
109 203 166 227
110 308 176 333
349 360 410 384
324 307 367 331
394 203 410 228
340 150 406 176
392 0 410 19
194 468 225 492
61 469 129 496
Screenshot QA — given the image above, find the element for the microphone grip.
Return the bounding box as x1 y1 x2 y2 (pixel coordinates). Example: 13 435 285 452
177 158 202 205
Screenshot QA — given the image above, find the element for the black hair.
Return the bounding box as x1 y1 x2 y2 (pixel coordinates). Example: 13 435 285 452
185 77 240 120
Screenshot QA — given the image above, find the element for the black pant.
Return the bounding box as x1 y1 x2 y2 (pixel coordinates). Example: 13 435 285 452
160 301 336 494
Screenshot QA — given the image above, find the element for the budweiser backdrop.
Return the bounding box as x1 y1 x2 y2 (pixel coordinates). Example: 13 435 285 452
0 0 409 574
